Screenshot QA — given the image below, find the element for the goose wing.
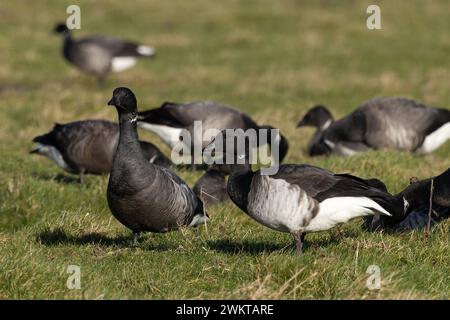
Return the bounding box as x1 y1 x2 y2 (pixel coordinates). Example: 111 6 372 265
77 36 147 58
157 166 206 222
361 97 450 149
268 164 398 209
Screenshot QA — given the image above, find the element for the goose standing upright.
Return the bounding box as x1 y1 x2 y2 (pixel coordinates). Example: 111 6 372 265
31 120 170 183
297 97 450 156
204 130 405 253
107 87 208 239
54 23 155 82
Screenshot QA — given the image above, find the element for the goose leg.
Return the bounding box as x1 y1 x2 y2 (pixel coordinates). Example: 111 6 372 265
79 170 85 185
291 231 305 254
133 231 141 245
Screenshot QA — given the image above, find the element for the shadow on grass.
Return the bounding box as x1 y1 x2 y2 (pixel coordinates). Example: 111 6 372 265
36 228 172 251
206 239 289 255
32 172 81 184
207 230 358 255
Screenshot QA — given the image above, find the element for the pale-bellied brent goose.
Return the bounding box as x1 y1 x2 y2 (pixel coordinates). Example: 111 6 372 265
364 168 450 231
31 120 171 183
137 101 289 169
54 23 155 82
297 97 450 156
107 87 208 239
204 130 405 254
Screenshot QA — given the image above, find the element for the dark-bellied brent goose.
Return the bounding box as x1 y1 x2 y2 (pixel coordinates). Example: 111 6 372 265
193 167 229 205
31 120 171 183
364 168 450 232
137 101 289 169
203 130 405 254
54 23 155 82
297 97 450 156
107 87 209 239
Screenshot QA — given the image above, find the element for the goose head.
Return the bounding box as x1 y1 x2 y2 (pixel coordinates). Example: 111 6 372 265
297 104 333 130
203 129 252 168
108 87 138 114
54 22 70 35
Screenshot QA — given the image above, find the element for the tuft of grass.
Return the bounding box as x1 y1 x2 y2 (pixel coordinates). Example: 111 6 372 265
0 0 449 299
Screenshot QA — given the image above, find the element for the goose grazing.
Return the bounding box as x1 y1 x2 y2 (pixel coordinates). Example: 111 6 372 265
364 168 450 231
204 130 404 254
297 97 450 156
31 120 171 183
137 101 289 168
107 87 208 239
54 23 155 82
193 168 229 205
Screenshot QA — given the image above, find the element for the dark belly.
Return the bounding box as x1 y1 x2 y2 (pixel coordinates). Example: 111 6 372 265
106 191 187 233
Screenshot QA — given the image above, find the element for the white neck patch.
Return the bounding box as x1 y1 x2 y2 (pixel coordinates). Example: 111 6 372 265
321 119 332 131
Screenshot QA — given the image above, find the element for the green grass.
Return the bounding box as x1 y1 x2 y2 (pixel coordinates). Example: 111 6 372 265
0 0 449 299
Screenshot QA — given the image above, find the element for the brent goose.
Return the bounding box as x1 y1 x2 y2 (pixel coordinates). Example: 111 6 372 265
364 168 450 231
204 131 404 253
107 87 208 238
193 168 229 205
54 23 155 82
137 101 289 168
31 120 171 183
297 97 450 156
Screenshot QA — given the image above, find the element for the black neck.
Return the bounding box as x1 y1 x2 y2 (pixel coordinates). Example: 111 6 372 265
62 32 73 57
62 31 72 42
227 161 253 212
118 111 140 147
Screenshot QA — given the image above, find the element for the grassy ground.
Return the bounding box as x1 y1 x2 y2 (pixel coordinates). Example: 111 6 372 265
0 0 449 299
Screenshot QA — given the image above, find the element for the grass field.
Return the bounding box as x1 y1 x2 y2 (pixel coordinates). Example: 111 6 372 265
0 0 449 299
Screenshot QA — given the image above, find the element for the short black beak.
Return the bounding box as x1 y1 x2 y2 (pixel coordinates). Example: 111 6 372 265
107 97 116 106
296 119 305 128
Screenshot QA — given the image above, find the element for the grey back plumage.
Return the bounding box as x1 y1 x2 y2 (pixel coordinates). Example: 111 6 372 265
138 101 259 148
360 97 450 151
59 28 155 80
31 120 170 175
193 168 229 205
312 97 450 155
267 164 401 217
138 100 289 165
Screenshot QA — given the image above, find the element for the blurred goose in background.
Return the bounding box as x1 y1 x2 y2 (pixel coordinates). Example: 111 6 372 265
137 101 289 170
364 168 450 231
54 23 155 82
107 87 208 240
204 130 404 254
297 97 450 156
193 167 229 205
31 120 171 183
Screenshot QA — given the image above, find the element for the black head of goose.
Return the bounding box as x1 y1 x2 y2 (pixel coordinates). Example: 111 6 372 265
296 105 335 156
54 22 156 82
364 168 450 232
204 130 404 254
106 87 208 238
297 105 334 129
193 167 229 205
136 100 289 168
30 120 171 183
298 97 450 157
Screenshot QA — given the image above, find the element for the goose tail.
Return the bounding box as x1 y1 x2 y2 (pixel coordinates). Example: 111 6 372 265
136 45 156 57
